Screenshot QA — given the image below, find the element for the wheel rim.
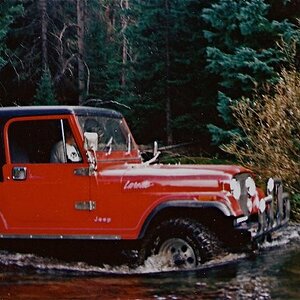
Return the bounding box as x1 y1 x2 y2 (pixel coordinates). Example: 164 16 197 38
158 238 197 268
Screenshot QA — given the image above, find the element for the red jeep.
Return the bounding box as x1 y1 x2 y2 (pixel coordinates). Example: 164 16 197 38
0 106 290 269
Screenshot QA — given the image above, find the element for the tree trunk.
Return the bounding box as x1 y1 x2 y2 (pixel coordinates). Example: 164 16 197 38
39 0 48 69
165 0 173 145
121 0 129 87
77 0 86 105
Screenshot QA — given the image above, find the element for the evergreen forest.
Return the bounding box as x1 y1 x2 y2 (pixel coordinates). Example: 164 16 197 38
0 0 299 149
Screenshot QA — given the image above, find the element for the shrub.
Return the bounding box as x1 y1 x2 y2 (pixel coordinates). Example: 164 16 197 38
223 68 300 201
291 194 300 222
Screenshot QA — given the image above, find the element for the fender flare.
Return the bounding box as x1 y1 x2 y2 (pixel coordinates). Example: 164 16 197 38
138 200 232 239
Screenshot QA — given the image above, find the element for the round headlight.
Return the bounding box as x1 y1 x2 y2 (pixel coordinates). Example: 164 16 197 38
247 198 253 212
267 178 274 193
245 176 256 196
259 198 266 213
230 178 241 199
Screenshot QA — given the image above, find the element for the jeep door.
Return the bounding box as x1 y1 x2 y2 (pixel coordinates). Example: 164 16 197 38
0 116 93 235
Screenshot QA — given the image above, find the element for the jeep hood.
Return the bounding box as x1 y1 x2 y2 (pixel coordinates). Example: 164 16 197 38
101 163 252 191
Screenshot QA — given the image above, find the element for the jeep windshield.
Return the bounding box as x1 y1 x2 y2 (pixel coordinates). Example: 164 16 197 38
77 115 134 152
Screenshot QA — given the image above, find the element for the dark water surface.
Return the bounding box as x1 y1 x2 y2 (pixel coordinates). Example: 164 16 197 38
0 224 299 299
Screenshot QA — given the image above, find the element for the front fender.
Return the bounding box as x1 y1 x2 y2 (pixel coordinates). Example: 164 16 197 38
0 211 8 231
138 200 232 239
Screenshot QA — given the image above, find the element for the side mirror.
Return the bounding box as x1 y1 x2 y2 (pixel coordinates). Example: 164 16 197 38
12 167 27 181
84 132 98 151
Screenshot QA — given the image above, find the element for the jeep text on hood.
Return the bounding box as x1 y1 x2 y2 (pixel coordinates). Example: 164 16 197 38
0 106 290 269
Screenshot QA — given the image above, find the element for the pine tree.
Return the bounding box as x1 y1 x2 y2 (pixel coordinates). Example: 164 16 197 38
0 0 81 105
126 0 214 145
34 68 57 105
0 1 23 69
84 2 110 100
77 0 86 105
84 0 136 116
202 0 299 145
1 0 47 103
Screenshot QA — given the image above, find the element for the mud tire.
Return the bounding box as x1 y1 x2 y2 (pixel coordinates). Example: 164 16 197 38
138 218 222 269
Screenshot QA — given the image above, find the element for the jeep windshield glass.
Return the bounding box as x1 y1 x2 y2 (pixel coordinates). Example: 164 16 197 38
77 115 132 152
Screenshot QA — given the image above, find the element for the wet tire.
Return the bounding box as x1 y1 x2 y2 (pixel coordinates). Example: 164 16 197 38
138 218 222 269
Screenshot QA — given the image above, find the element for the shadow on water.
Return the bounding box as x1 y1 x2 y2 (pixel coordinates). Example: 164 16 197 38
0 224 299 299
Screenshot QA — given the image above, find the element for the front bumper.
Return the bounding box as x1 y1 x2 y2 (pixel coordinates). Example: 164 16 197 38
234 179 290 245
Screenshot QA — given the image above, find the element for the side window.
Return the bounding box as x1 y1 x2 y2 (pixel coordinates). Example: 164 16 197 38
49 121 82 163
8 119 82 164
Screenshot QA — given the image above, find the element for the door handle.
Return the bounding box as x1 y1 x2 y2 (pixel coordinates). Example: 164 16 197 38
75 200 96 211
12 167 27 181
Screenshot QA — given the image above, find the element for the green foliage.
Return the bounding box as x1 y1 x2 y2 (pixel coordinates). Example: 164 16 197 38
0 1 23 69
291 193 300 222
216 92 235 125
85 0 131 102
206 47 280 92
0 0 80 105
34 68 57 105
0 0 299 152
207 124 241 146
202 0 299 145
126 0 215 143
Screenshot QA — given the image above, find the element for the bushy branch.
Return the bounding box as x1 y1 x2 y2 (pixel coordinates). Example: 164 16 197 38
223 68 300 193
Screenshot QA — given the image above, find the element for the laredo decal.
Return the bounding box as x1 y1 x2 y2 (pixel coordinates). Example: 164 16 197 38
124 180 152 190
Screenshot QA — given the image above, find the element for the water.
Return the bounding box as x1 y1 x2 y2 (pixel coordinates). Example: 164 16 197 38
0 224 299 299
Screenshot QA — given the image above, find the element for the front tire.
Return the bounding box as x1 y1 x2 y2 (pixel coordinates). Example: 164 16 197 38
138 218 222 269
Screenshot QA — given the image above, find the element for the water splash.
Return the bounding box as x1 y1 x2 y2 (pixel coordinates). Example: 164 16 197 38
260 223 300 250
0 249 250 276
0 224 299 276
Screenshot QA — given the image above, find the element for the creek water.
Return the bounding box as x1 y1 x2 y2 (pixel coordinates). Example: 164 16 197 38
0 224 299 299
